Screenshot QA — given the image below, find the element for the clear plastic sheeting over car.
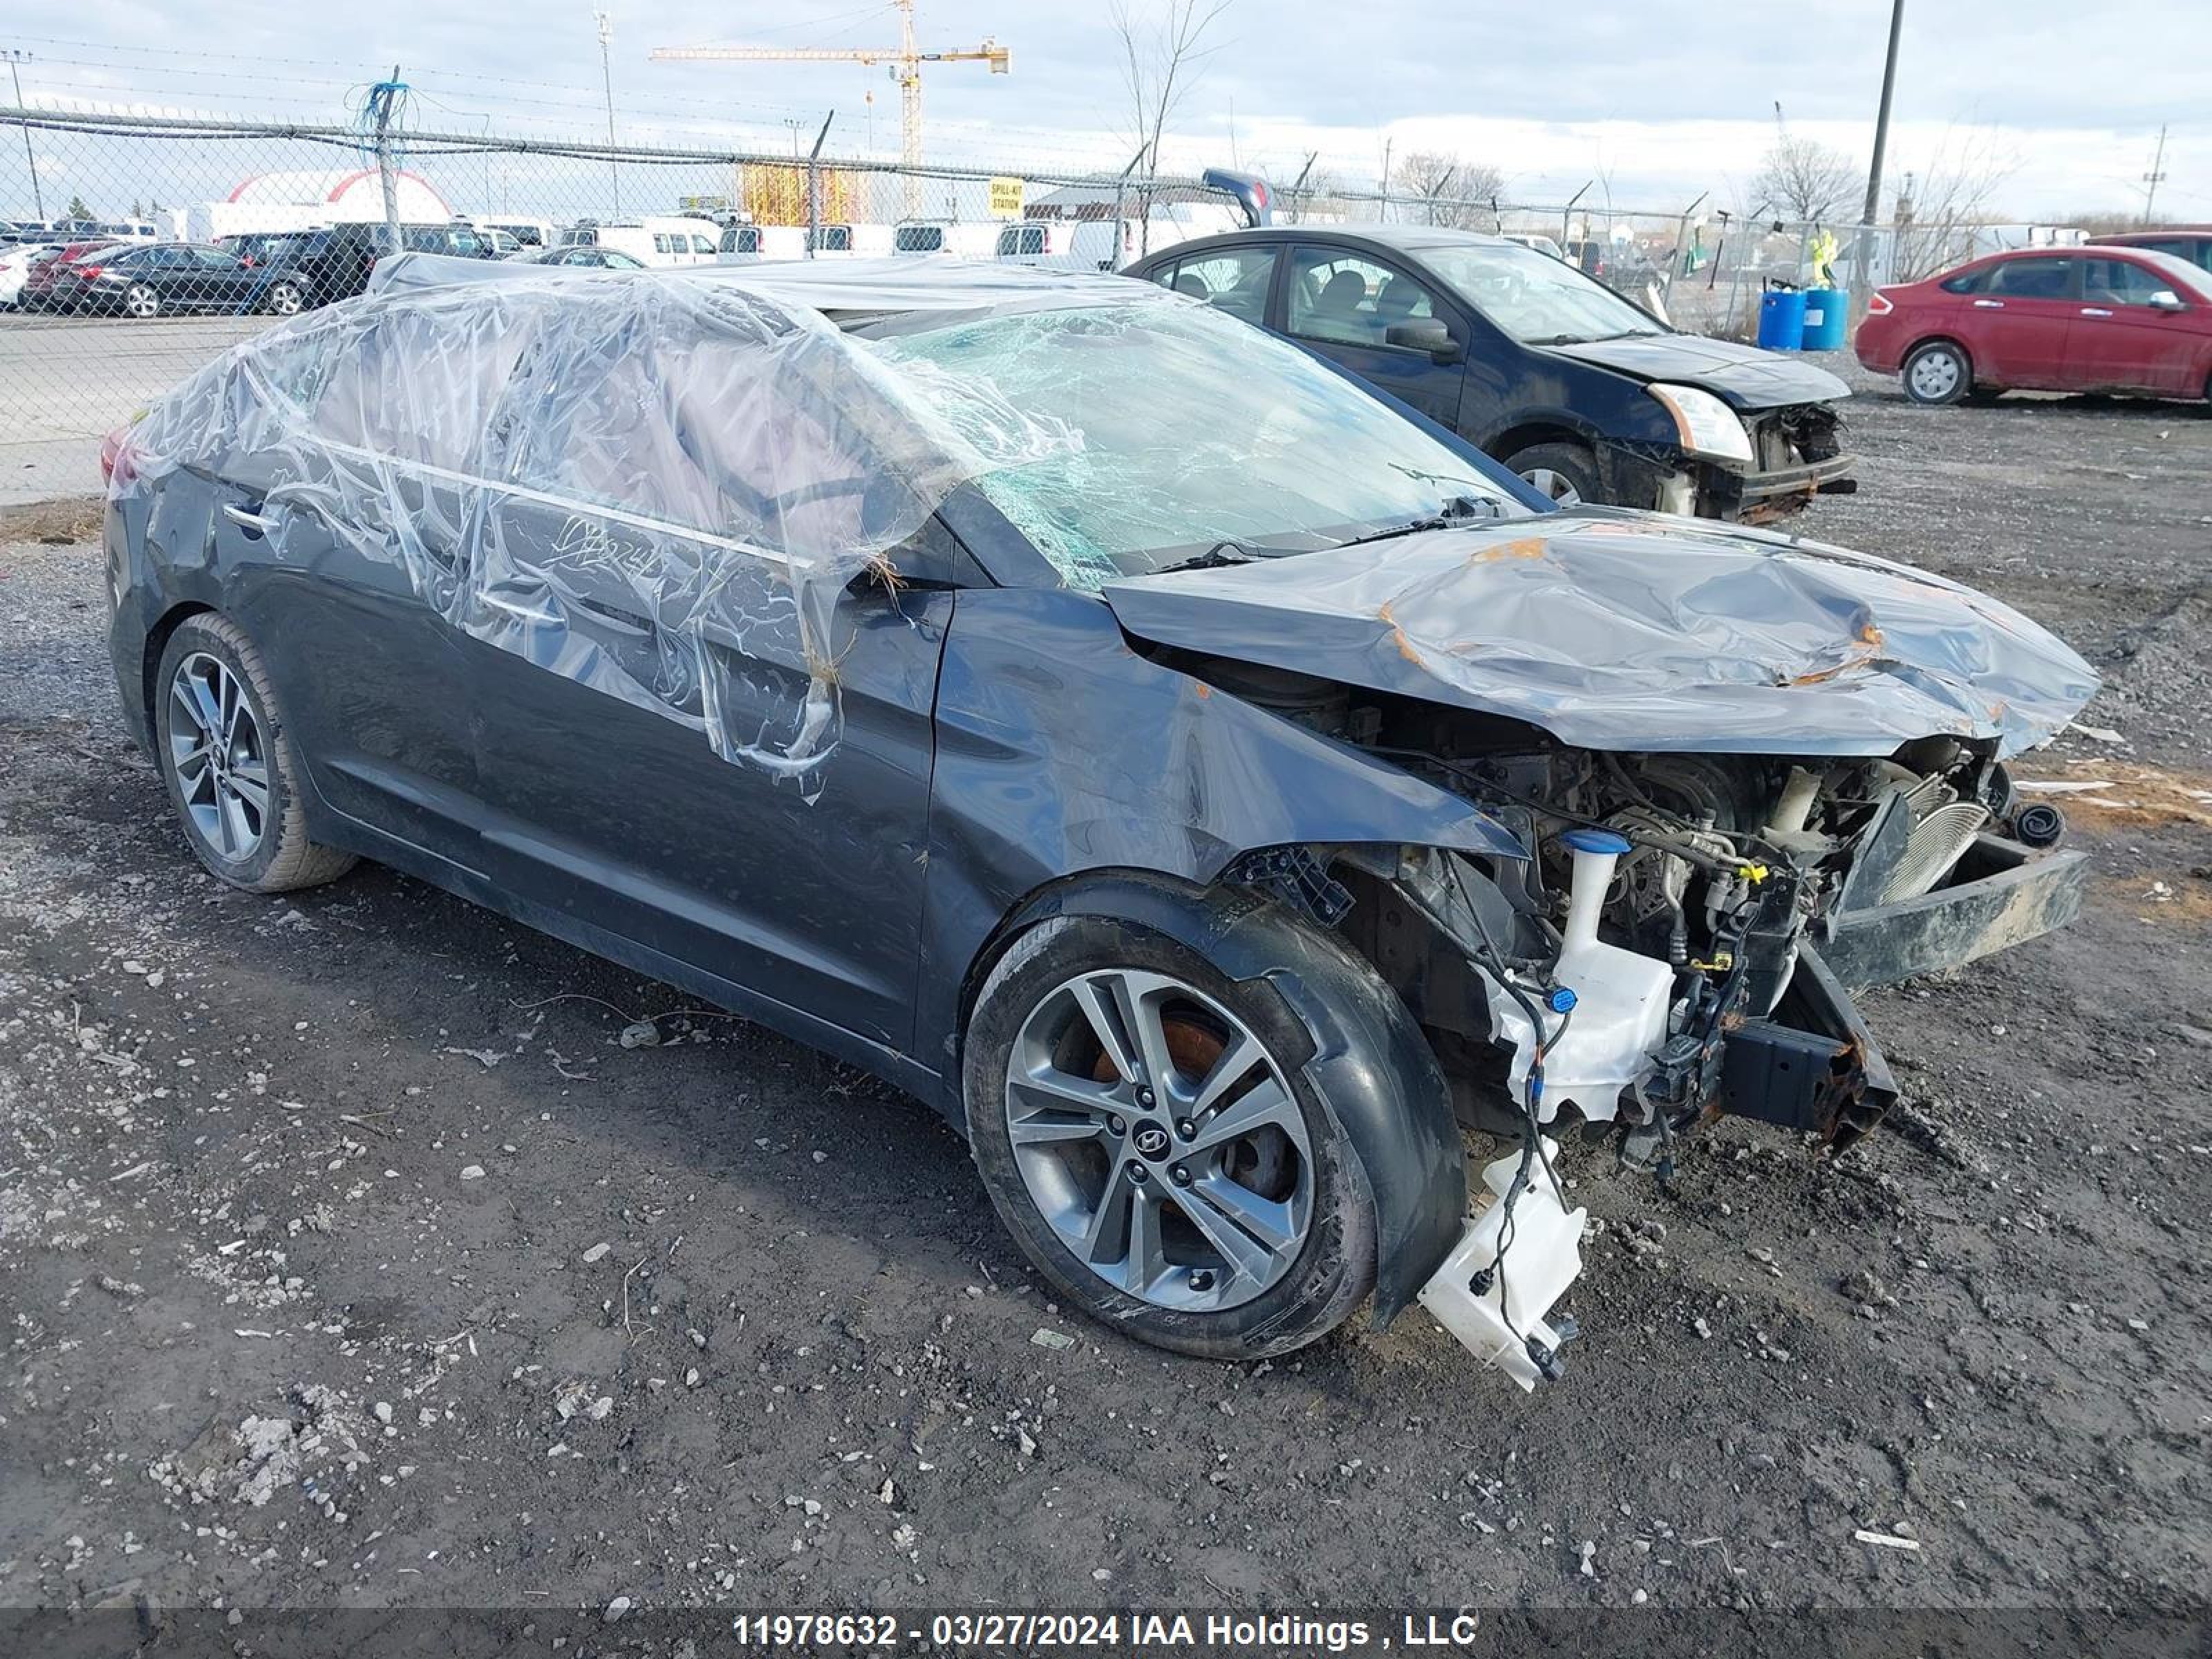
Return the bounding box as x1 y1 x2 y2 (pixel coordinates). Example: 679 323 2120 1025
112 255 1184 792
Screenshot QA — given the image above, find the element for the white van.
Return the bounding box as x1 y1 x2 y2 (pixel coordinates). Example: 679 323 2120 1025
557 216 722 268
892 221 1000 259
718 223 807 261
995 219 1133 272
471 216 556 250
804 223 894 259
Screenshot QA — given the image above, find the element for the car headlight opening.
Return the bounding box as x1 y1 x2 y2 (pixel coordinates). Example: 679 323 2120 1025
1647 382 1754 466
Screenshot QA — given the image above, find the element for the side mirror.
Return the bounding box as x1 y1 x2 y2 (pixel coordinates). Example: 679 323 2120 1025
2149 290 2187 312
1387 317 1463 363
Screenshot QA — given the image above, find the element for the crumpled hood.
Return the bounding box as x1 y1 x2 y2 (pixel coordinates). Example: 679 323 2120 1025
1101 509 2097 758
1547 332 1850 409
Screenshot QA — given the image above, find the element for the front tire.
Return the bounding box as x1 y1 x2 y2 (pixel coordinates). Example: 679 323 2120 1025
1504 440 1602 507
1903 339 1971 405
964 911 1377 1360
153 614 357 894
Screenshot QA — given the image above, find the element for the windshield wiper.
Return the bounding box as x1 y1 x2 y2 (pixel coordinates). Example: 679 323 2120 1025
1151 539 1263 576
1332 495 1503 550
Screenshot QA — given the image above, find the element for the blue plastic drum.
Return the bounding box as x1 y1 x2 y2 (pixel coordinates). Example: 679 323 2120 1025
1799 287 1848 350
1756 288 1807 350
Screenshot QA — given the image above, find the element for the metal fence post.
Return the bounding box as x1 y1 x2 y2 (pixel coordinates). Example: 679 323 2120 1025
372 66 404 259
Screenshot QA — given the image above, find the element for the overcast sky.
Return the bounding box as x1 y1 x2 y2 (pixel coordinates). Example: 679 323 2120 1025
6 1 2205 218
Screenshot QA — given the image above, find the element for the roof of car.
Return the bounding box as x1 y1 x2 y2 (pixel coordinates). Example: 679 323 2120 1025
368 250 1156 327
1135 223 1512 263
2088 228 2211 242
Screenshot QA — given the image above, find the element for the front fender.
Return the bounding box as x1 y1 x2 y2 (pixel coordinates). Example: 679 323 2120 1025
993 872 1464 1328
917 583 1524 1081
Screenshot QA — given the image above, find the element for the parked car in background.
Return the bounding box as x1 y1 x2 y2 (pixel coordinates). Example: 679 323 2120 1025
1126 225 1854 521
891 221 1000 257
556 218 721 267
506 245 648 270
22 241 278 318
15 239 123 310
1857 245 2212 405
470 216 554 250
0 240 63 308
2083 228 2212 278
102 255 2092 1378
718 223 806 260
1500 232 1566 261
230 222 496 314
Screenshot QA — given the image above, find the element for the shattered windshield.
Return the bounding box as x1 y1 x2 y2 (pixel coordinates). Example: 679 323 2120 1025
1418 241 1667 345
863 300 1508 590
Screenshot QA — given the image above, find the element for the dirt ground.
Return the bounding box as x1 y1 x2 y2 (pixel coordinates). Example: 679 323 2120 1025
1 362 2209 1618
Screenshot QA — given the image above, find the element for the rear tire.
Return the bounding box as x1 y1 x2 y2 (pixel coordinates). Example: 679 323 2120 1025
123 282 160 320
1504 440 1602 507
964 910 1378 1360
153 613 357 894
1902 340 1971 405
265 279 307 315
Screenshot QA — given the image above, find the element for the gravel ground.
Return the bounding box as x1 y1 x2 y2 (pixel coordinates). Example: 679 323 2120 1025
1 362 2209 1618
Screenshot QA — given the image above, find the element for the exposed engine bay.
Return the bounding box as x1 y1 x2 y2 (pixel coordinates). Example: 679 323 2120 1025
1197 661 2088 1389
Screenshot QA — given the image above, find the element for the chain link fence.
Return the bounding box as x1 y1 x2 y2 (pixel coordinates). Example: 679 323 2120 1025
4 106 1971 502
0 107 1263 491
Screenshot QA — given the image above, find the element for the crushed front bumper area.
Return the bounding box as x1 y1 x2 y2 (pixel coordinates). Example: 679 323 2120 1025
1819 832 2090 991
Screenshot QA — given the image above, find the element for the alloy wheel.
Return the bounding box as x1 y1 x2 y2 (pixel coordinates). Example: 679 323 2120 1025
167 652 270 863
269 282 303 315
124 283 159 319
1003 968 1314 1313
1909 348 1962 402
1521 467 1583 506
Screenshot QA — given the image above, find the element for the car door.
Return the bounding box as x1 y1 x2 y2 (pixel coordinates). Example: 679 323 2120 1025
1278 245 1469 427
207 307 492 860
2068 256 2201 395
463 322 950 1051
1964 254 2080 387
180 244 256 312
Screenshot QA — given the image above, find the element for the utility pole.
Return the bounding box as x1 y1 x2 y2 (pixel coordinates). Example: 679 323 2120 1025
1852 0 1905 313
594 10 621 216
3 49 44 220
2142 124 2169 223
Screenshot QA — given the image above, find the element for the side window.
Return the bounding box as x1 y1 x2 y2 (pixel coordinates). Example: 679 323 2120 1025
1168 247 1277 324
1145 258 1179 291
1984 257 2076 299
2086 259 2180 307
690 234 714 254
1286 249 1438 348
191 246 239 268
652 234 673 254
1938 267 1986 294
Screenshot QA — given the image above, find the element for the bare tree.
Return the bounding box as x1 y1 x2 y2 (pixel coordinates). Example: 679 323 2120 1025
1110 0 1235 252
1390 151 1504 229
1750 133 1859 224
1886 126 2018 282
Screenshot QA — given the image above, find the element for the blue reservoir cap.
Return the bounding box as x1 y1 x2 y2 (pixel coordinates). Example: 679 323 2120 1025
1562 827 1633 856
1546 986 1577 1013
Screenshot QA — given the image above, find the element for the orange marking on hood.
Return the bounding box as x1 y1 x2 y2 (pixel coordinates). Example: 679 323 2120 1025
1376 600 1427 666
1470 536 1548 563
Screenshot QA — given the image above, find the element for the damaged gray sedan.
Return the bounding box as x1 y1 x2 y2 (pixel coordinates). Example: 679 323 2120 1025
102 257 2097 1382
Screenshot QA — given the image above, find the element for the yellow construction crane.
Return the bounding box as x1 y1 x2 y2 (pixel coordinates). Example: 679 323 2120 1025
651 1 1009 216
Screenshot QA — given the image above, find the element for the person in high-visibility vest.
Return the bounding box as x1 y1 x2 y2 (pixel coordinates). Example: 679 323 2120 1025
1810 227 1839 288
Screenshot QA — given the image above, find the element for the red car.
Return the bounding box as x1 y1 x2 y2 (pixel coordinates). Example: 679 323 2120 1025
1856 245 2212 405
15 238 121 312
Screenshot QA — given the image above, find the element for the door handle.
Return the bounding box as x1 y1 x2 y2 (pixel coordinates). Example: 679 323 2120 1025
1971 299 2004 309
2079 307 2114 317
222 502 278 534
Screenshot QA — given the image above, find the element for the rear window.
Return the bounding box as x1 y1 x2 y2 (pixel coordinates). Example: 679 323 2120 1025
997 224 1044 257
895 225 946 253
721 226 760 254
